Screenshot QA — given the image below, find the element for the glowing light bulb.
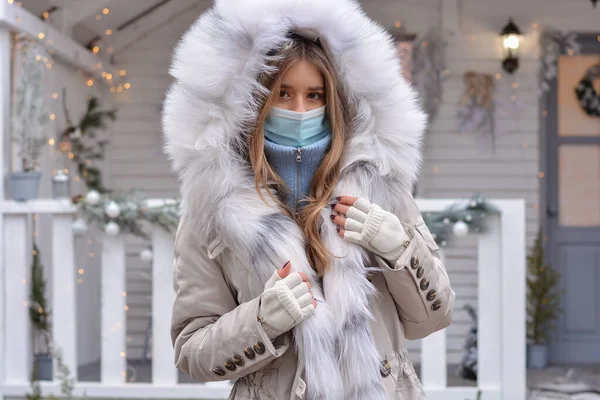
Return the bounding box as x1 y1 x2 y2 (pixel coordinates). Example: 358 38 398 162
503 34 519 50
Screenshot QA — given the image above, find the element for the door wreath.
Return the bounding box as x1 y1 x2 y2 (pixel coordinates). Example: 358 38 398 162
575 64 600 117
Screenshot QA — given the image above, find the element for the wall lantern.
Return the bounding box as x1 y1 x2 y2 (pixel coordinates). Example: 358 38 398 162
500 18 522 74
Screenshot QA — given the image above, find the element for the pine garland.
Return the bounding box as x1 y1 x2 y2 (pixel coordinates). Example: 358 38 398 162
422 194 499 247
73 189 180 240
526 228 563 344
59 90 116 193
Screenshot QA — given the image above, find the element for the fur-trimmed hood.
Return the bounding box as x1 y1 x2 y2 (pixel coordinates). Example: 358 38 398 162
162 1 427 399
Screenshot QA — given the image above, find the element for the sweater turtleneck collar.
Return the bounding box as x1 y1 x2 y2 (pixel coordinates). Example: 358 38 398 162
263 131 332 212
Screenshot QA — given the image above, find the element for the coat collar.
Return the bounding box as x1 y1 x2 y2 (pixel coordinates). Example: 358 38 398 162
162 1 426 398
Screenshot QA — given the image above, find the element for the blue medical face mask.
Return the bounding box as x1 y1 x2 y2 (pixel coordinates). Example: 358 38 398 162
263 105 329 147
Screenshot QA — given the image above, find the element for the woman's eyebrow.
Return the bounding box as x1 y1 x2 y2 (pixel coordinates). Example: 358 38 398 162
280 83 324 91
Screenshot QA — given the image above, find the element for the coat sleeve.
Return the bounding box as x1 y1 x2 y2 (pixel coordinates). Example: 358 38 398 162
171 218 291 382
369 193 456 340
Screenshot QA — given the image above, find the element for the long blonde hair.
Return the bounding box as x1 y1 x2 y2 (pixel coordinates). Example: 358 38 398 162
248 35 350 277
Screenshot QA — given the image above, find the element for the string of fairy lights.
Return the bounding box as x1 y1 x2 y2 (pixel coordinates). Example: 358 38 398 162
6 0 131 90
7 0 140 383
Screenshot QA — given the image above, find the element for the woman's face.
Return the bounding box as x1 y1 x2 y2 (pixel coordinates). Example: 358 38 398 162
272 59 325 112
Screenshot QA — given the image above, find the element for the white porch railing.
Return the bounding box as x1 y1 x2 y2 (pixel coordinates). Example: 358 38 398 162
0 198 526 400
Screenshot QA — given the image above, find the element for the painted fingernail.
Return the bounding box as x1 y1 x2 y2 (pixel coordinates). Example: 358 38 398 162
330 203 336 209
336 227 340 233
330 214 335 221
335 196 341 201
282 260 290 268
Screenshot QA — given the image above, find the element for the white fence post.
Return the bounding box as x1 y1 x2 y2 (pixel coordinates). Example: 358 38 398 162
101 234 127 383
477 213 502 391
151 226 178 384
421 330 447 388
421 248 448 389
0 21 12 400
3 215 30 383
0 20 11 400
51 215 78 380
500 200 526 400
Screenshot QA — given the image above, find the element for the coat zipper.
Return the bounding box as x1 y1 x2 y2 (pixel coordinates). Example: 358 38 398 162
295 147 302 215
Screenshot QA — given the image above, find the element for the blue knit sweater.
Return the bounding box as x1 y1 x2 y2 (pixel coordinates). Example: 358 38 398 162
263 132 332 213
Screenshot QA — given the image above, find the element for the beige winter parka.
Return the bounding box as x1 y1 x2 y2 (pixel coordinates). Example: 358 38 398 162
162 0 456 399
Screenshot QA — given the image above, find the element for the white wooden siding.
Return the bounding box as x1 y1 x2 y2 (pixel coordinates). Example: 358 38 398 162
107 0 600 365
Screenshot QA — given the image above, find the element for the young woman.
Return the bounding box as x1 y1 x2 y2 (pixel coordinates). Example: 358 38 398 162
163 0 455 399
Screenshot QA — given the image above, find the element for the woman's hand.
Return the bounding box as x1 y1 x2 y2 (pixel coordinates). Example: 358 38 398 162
264 261 317 308
258 260 317 339
330 195 410 263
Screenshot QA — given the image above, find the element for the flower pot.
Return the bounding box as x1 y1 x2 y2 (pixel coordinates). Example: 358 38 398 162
9 171 41 201
34 353 53 380
527 343 549 369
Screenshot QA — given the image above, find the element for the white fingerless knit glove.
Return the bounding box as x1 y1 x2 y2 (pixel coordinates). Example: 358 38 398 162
342 197 411 266
258 270 315 340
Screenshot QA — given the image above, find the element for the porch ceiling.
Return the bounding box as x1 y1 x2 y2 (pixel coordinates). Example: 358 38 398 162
20 0 427 53
20 0 196 50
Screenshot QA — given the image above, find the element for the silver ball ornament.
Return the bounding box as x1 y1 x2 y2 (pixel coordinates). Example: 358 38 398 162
105 221 120 236
104 201 121 219
453 221 469 237
85 190 100 205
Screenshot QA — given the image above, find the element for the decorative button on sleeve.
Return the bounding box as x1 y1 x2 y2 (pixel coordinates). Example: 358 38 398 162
244 346 256 359
426 290 437 301
224 359 236 371
254 341 266 354
233 354 245 366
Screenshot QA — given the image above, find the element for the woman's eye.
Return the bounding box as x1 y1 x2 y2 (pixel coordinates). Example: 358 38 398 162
308 92 323 100
279 90 290 98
